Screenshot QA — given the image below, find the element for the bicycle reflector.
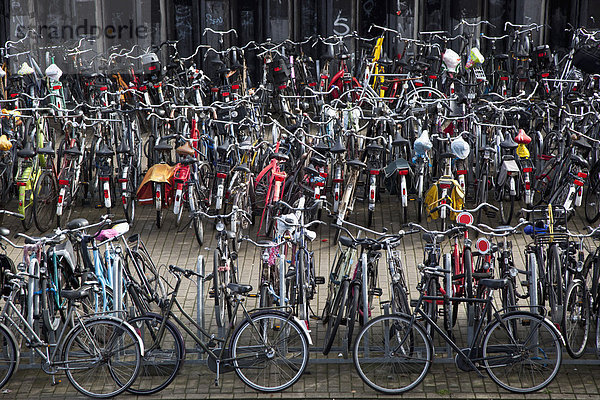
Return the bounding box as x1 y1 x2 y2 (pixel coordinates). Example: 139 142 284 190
456 211 473 226
476 238 491 254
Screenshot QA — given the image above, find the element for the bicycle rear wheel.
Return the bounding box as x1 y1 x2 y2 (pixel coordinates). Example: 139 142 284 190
483 312 562 393
126 314 185 395
231 311 309 392
563 280 590 358
63 318 143 398
33 170 58 232
322 279 349 355
353 314 432 394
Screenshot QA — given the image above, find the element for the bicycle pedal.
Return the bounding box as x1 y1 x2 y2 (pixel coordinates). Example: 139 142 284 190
408 195 417 201
314 276 325 285
310 315 321 321
410 299 418 308
369 288 383 297
247 293 259 298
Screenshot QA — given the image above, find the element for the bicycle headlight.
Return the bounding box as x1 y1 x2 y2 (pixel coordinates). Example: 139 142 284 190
509 268 518 278
216 221 225 232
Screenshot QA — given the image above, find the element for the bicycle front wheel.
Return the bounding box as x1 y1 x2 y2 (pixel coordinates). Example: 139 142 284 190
353 314 431 394
483 312 562 393
0 323 18 390
63 318 143 398
231 312 309 392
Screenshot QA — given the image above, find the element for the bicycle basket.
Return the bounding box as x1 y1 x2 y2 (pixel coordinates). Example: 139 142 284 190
534 232 569 247
573 44 600 74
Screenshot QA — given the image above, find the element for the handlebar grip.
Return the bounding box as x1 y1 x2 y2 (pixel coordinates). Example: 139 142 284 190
169 264 185 274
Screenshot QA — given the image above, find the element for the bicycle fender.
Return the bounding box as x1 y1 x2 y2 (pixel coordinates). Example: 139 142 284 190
486 310 565 347
248 309 313 346
79 315 146 356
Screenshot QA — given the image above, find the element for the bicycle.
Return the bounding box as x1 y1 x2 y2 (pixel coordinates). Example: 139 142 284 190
353 262 564 394
0 239 143 398
128 264 310 394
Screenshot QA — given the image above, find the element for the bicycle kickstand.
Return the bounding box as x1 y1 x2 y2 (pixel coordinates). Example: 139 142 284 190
215 360 220 386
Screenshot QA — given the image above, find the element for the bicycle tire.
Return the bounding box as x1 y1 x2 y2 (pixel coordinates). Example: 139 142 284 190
563 280 590 358
0 323 19 390
40 275 61 334
322 279 349 355
345 282 360 356
213 250 232 328
483 312 562 393
584 180 600 223
188 184 204 246
19 185 34 231
499 188 514 225
126 314 185 395
33 170 58 232
353 314 432 394
63 317 143 398
547 244 563 323
391 281 411 316
231 311 309 392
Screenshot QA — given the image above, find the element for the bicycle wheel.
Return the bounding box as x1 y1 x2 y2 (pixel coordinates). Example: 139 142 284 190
323 279 349 355
231 311 309 392
0 323 18 390
155 182 163 229
344 282 360 356
547 245 563 323
19 186 34 231
33 170 58 232
498 187 514 225
585 183 600 223
391 281 411 316
40 275 61 333
296 251 309 321
213 250 232 328
189 184 204 246
126 314 185 395
63 318 142 398
353 314 432 394
563 280 590 358
483 312 562 393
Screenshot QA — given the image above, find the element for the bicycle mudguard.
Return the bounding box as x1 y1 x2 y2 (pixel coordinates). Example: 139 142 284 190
76 316 146 356
128 312 186 363
484 310 565 347
245 309 313 346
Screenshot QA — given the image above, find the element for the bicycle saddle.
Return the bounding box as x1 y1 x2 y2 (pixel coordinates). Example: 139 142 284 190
176 142 195 156
571 153 589 169
514 129 532 145
312 141 328 155
0 227 8 237
17 144 36 158
61 287 91 301
330 138 346 154
96 145 114 157
273 152 289 162
478 278 508 290
422 232 445 244
155 140 173 152
499 135 518 150
66 218 89 230
304 165 320 177
311 155 327 167
227 282 252 295
37 141 55 156
366 142 384 152
338 235 355 248
495 53 510 60
233 163 250 173
392 133 409 147
180 156 198 165
64 144 83 156
116 140 131 154
573 137 592 151
346 159 367 169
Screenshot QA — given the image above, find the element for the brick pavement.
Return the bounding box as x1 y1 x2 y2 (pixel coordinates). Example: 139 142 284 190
0 196 599 399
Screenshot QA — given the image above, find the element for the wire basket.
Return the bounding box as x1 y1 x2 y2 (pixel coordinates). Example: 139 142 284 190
534 232 569 247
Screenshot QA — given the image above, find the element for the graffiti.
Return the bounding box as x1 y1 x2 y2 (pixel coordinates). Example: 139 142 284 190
333 10 350 36
206 14 224 27
363 0 375 18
